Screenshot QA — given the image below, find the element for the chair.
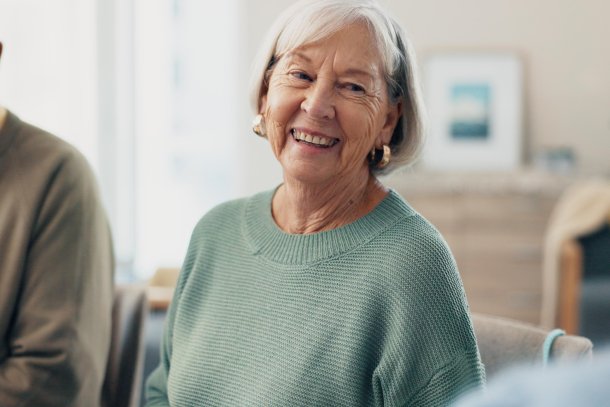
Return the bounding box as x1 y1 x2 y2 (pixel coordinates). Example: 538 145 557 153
471 313 592 379
147 267 179 310
558 225 610 344
102 284 149 407
541 180 610 331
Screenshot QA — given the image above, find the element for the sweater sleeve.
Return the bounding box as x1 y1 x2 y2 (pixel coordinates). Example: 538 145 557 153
401 351 485 407
145 257 191 407
144 299 176 407
0 148 114 406
376 221 486 407
144 219 203 406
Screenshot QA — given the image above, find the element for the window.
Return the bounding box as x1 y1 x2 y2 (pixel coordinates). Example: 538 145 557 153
130 0 240 279
1 0 243 280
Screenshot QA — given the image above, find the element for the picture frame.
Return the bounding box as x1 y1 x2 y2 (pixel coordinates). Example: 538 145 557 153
422 52 523 171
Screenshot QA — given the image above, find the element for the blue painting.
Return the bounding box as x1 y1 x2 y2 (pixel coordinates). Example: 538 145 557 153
449 83 491 140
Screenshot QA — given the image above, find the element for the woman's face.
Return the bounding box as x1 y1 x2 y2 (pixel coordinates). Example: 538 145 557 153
260 23 400 186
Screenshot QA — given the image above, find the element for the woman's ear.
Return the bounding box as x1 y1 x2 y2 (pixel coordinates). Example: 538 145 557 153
259 94 268 114
378 101 402 146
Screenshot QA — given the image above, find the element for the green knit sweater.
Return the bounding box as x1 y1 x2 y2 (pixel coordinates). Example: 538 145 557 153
145 189 485 406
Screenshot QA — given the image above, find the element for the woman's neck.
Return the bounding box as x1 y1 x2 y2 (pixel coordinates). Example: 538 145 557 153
272 172 388 234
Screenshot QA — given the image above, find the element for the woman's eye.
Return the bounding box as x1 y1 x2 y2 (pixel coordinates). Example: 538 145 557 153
345 83 365 94
291 71 312 81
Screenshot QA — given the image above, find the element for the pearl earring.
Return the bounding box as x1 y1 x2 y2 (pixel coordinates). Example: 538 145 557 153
252 114 266 138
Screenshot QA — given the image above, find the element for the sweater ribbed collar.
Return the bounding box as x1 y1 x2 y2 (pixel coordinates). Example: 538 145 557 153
244 187 414 265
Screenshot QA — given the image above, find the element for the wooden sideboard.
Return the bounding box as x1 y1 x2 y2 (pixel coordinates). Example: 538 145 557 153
384 170 573 325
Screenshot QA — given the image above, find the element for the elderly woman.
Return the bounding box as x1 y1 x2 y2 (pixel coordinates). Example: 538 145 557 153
146 0 485 406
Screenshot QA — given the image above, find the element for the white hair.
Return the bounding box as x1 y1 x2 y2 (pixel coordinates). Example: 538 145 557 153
248 0 425 173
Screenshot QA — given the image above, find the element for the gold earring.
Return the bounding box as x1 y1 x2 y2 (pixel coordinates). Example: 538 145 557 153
252 114 266 137
370 145 391 169
379 145 391 168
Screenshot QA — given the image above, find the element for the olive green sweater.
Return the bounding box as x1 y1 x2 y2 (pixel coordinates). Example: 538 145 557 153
146 189 485 406
0 110 114 406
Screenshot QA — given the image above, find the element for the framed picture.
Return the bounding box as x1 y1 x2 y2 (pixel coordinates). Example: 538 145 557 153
422 52 523 171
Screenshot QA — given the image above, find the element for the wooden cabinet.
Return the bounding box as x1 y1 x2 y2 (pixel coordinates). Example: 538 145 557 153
384 171 572 325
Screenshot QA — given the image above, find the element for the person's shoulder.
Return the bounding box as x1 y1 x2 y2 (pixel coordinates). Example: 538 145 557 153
180 191 271 279
10 113 95 182
190 190 271 238
455 347 610 407
11 113 74 154
378 192 455 269
2 113 100 207
377 216 458 287
370 192 462 302
197 193 255 223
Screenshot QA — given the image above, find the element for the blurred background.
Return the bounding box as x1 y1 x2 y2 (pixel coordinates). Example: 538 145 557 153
1 0 608 345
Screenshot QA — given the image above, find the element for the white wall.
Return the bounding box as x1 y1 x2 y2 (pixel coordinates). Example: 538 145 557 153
0 0 99 169
2 0 607 275
238 0 610 189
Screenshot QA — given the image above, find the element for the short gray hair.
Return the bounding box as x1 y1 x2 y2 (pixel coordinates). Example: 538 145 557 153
249 0 425 173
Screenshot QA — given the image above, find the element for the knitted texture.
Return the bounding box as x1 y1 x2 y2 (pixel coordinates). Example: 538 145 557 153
146 189 485 406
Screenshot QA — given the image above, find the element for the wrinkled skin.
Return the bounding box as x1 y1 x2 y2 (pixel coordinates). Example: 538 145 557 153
260 23 401 234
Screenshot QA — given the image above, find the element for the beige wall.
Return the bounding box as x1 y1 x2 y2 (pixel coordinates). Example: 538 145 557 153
238 0 610 194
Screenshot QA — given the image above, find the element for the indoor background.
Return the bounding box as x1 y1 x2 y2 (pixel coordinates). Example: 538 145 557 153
1 0 608 331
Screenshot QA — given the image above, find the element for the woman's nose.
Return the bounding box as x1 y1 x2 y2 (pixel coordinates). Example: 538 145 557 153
300 80 335 120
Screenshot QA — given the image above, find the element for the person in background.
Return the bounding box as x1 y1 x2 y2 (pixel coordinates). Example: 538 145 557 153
454 348 610 407
146 0 485 405
0 41 114 406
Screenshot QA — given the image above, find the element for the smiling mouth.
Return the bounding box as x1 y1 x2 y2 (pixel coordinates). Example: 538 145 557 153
291 129 339 148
